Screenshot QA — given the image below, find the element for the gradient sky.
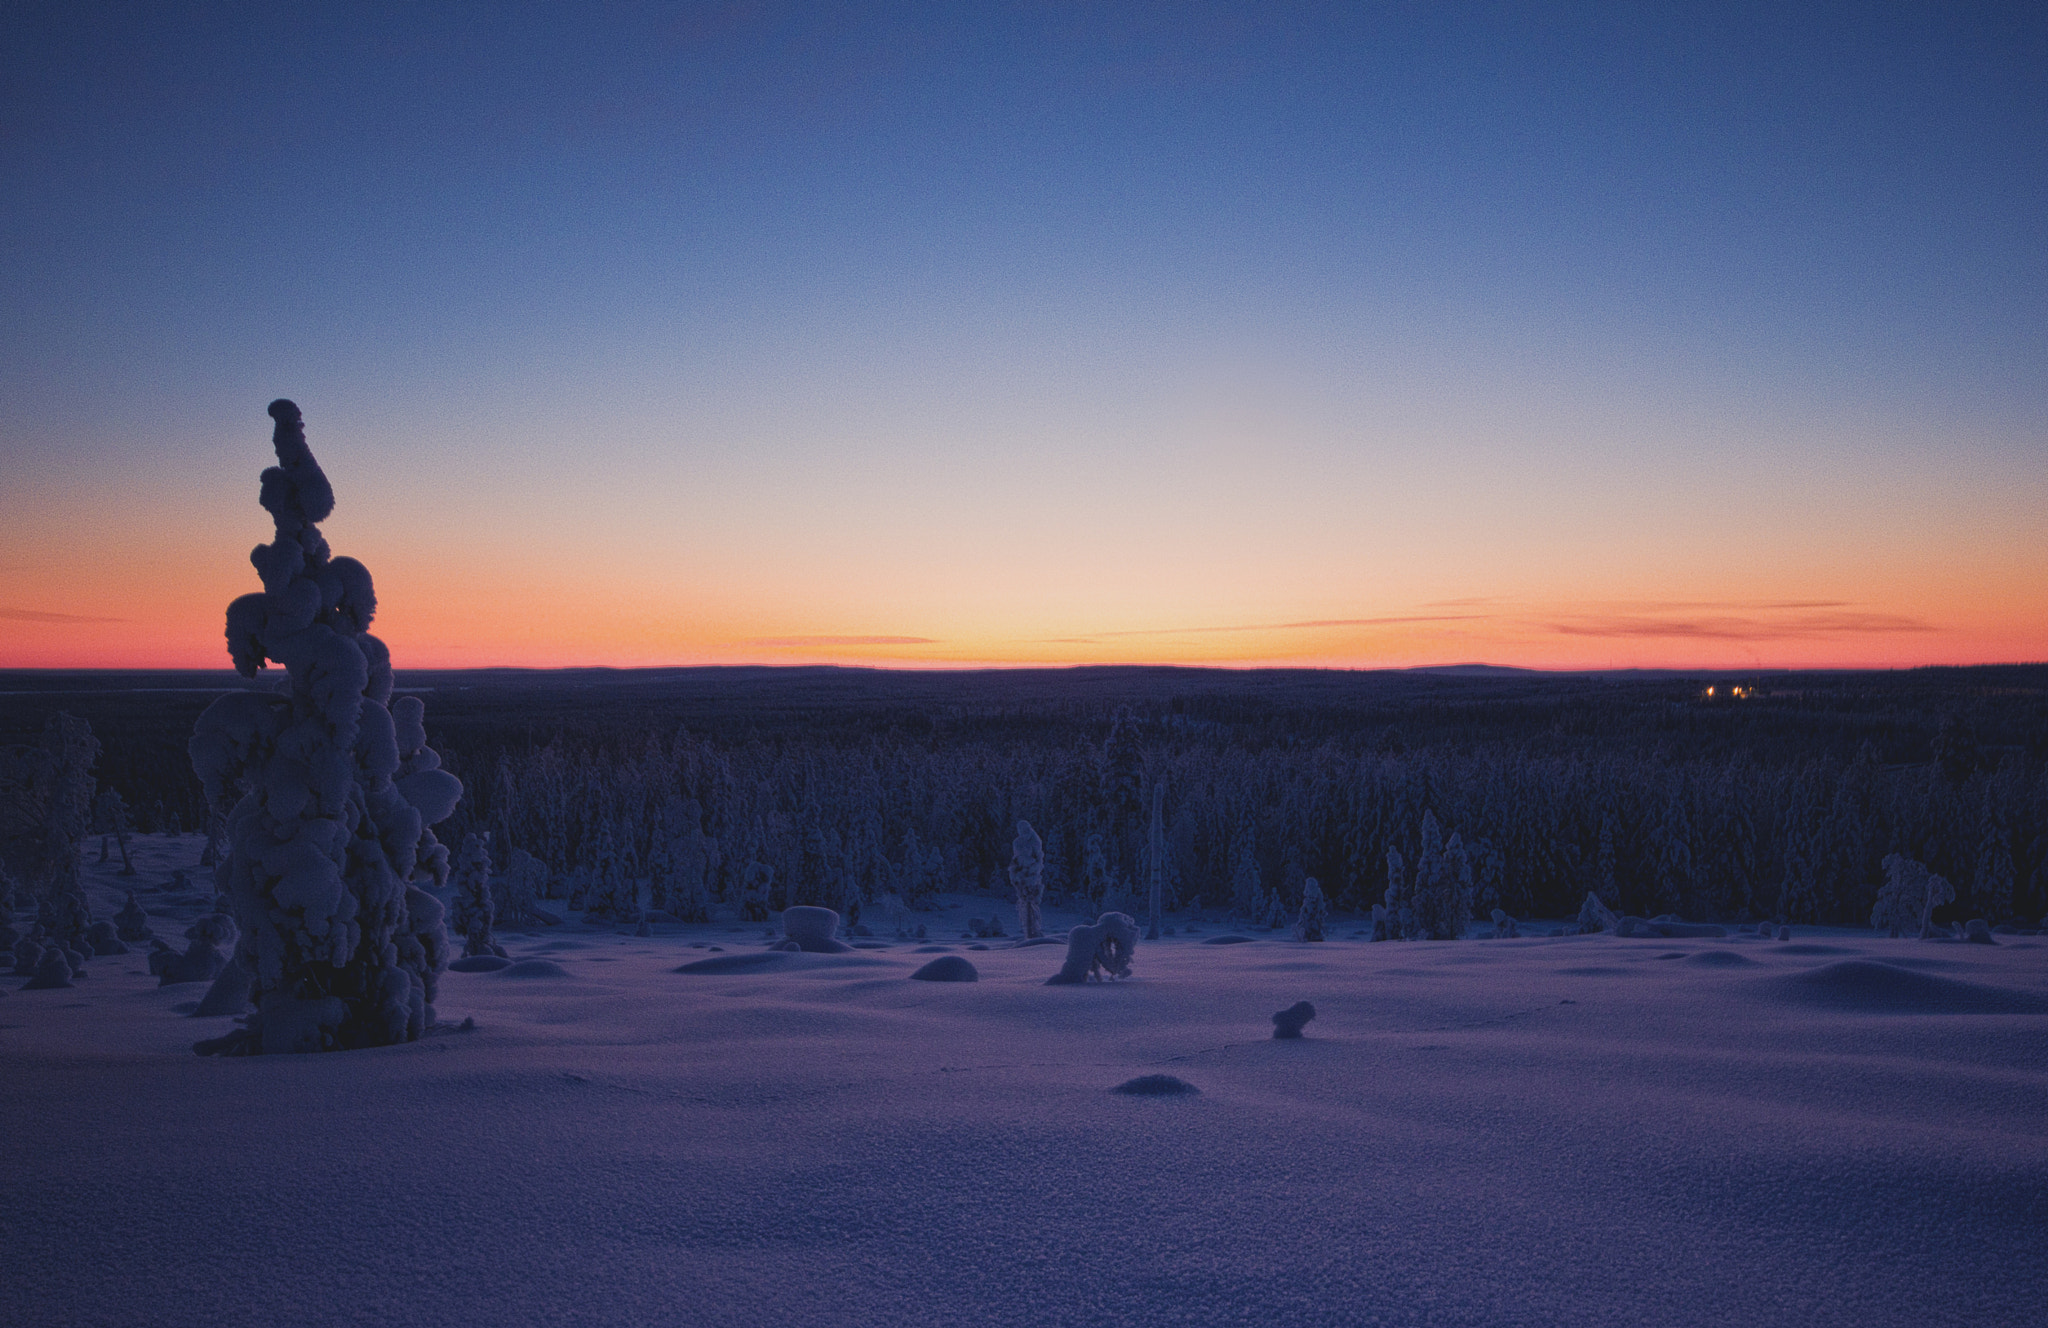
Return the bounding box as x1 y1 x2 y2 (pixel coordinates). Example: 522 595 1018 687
3 2 2044 671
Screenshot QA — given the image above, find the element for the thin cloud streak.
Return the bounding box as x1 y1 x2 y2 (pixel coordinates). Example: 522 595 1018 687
745 635 939 647
1 607 123 624
1550 611 1935 641
1054 614 1489 641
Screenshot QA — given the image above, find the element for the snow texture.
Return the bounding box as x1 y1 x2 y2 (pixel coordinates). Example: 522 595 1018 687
3 841 2047 1328
186 400 459 1053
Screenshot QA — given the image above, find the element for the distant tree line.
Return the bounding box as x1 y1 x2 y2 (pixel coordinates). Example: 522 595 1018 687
6 667 2044 927
456 707 2046 928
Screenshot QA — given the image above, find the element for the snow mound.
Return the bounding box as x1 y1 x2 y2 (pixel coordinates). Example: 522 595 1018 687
909 955 978 982
448 955 514 973
676 952 796 974
782 906 851 953
1778 943 1855 956
1685 950 1758 967
674 951 892 975
1112 1074 1199 1096
494 960 574 980
1762 960 2048 1014
192 960 252 1016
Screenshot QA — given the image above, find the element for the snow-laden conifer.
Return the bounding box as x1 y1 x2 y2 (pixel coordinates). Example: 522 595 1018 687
448 832 506 958
1870 854 1952 938
1008 819 1045 939
187 400 459 1053
1294 877 1327 941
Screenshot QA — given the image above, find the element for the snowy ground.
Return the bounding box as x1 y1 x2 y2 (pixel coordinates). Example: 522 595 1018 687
5 836 2045 1328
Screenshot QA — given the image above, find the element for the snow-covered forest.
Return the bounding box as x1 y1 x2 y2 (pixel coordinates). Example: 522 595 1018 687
10 666 2045 932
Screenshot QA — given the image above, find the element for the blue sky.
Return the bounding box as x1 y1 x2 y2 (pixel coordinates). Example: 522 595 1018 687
3 2 2043 668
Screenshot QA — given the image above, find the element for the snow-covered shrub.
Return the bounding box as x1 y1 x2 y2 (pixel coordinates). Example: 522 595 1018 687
21 947 73 990
187 400 459 1054
83 920 127 955
1577 892 1620 934
448 832 506 958
1008 819 1045 939
1870 854 1952 938
1294 877 1327 942
149 911 236 986
114 891 152 943
1490 908 1521 939
1045 911 1138 984
92 788 134 874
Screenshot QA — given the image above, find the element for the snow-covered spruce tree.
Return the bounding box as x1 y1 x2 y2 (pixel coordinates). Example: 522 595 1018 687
1008 819 1045 939
1294 877 1327 942
1409 812 1473 940
187 400 460 1054
1777 830 1818 925
448 832 506 958
1228 823 1263 921
1144 779 1165 941
578 818 636 923
1081 832 1113 912
653 797 715 923
0 713 102 949
92 788 135 874
1975 792 2015 923
497 848 551 928
1382 845 1409 939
